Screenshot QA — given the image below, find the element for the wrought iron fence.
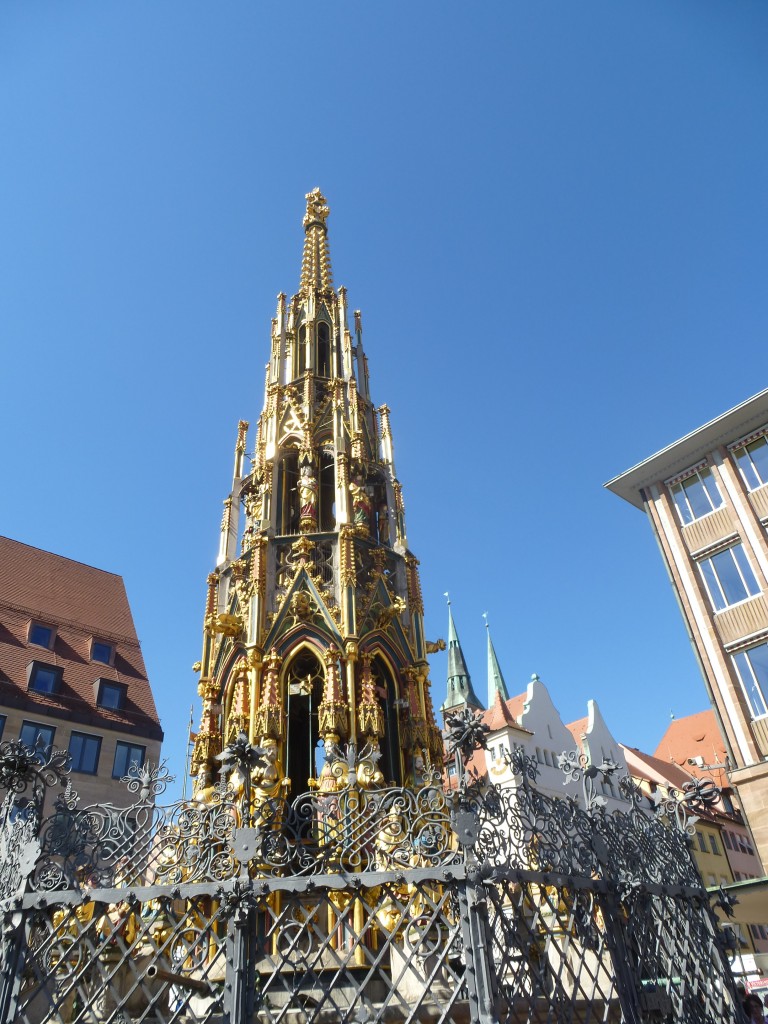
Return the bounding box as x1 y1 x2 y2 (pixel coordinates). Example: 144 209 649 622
0 730 746 1023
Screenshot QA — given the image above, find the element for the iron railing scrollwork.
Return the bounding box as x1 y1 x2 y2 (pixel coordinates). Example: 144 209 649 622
0 726 748 1023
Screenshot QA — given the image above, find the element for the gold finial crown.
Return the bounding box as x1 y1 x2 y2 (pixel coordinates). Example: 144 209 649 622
304 188 330 229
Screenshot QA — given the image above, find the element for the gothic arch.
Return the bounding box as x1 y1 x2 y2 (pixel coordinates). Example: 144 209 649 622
359 644 404 787
276 448 300 535
222 655 250 744
280 642 327 795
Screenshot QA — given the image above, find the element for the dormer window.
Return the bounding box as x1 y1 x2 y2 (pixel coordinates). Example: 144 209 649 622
96 679 126 710
28 662 63 695
91 640 114 665
29 622 55 649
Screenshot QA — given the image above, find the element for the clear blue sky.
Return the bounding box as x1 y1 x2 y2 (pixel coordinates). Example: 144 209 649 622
2 2 767 790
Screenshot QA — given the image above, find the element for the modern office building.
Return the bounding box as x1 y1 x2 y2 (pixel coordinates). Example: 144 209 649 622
0 536 163 806
606 389 768 866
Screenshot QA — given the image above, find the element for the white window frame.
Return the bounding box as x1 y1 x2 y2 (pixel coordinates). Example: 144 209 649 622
697 543 760 612
667 464 724 525
732 643 768 720
730 427 768 492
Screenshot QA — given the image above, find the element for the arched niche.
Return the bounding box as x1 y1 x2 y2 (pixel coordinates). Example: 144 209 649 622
282 645 326 795
371 654 403 786
296 324 308 376
276 448 300 535
223 656 249 744
317 441 336 532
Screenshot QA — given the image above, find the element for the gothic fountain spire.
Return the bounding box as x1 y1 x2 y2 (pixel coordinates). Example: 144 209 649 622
190 190 444 804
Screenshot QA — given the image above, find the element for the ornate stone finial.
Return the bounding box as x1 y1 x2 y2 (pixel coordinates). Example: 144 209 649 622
303 188 330 229
300 189 334 293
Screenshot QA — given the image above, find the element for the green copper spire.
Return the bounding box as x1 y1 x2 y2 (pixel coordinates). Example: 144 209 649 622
484 615 510 706
441 596 484 713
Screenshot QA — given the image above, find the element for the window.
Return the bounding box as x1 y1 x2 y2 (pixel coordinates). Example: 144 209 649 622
277 451 300 534
29 622 54 648
699 544 760 611
69 732 101 774
697 831 707 852
0 716 6 740
97 680 126 710
723 831 733 851
28 662 62 694
317 322 331 377
91 641 114 665
113 742 145 779
733 642 768 719
20 721 55 753
669 467 723 525
733 434 768 491
709 834 720 855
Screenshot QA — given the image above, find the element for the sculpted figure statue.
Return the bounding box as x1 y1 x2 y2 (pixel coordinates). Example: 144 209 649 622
252 739 283 802
349 475 371 533
299 464 318 528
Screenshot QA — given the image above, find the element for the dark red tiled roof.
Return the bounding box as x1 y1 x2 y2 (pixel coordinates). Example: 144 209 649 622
655 710 729 789
0 537 162 740
566 716 589 751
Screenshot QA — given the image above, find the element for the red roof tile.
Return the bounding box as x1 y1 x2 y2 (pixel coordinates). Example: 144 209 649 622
654 710 729 789
0 537 162 740
566 716 589 751
482 691 528 732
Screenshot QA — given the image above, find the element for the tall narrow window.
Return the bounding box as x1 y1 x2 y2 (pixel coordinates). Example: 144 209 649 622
277 452 300 535
297 325 307 375
698 543 760 611
319 450 335 531
669 467 723 525
733 434 768 491
733 642 768 719
372 657 402 786
317 322 331 378
284 649 324 795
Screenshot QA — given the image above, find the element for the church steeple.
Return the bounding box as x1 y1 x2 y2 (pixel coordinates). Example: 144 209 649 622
485 616 510 706
442 599 484 715
190 191 444 803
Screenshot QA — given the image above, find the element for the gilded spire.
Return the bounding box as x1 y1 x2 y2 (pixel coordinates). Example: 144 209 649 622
300 188 334 295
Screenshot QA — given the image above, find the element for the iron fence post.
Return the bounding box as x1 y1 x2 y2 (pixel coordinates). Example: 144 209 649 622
224 878 259 1024
594 887 646 1024
459 861 500 1024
